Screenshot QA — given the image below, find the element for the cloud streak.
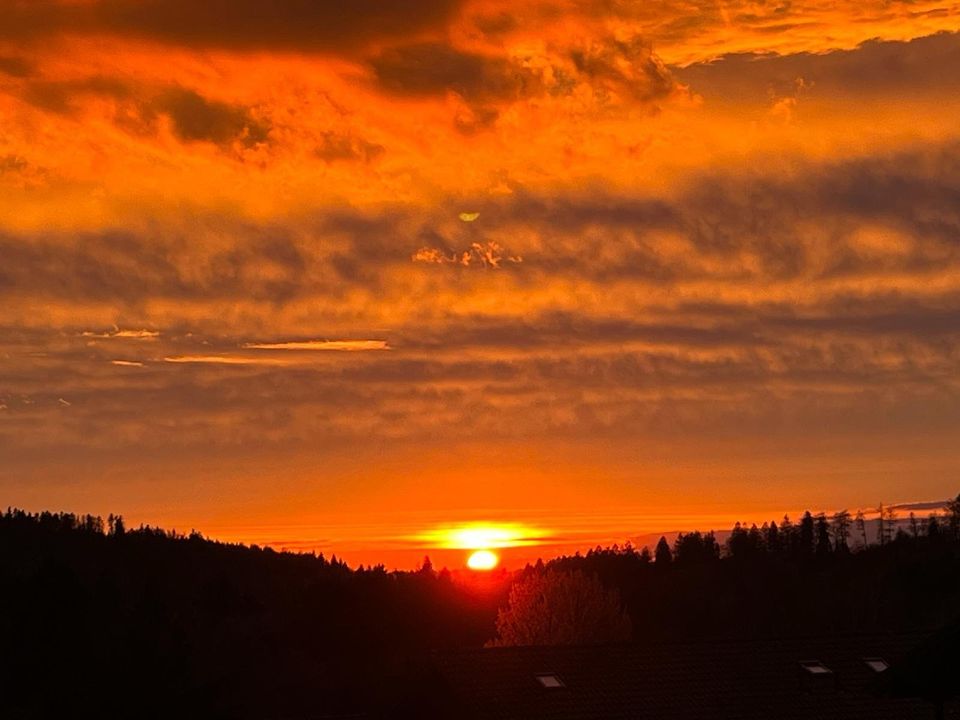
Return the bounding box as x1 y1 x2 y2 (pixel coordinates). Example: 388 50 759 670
1 141 958 458
413 242 523 268
0 0 465 52
244 341 390 351
83 329 160 340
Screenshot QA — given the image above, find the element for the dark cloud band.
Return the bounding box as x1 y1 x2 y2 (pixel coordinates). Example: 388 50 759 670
0 0 465 52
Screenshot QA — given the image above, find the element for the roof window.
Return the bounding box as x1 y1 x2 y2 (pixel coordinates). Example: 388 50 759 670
535 673 565 689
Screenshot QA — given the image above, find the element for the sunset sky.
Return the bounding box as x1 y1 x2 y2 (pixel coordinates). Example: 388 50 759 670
2 0 959 568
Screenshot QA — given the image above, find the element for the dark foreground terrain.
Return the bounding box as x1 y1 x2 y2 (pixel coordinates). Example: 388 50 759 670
2 505 959 718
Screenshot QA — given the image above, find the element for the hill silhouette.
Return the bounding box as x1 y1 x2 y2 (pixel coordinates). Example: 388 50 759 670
2 501 959 717
0 509 503 718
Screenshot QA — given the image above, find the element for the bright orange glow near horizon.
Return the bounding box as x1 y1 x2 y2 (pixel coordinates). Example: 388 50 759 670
1 1 959 567
416 523 550 550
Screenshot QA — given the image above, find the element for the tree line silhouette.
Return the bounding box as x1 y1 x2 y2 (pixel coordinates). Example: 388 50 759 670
0 508 501 718
544 497 960 645
2 498 960 717
651 502 960 567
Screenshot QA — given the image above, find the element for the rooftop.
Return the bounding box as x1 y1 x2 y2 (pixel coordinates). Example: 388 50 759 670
435 634 959 720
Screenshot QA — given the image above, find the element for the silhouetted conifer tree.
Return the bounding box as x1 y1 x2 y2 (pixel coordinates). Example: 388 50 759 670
765 521 781 555
654 536 672 566
727 522 747 559
831 510 851 553
799 512 815 557
880 504 898 545
947 494 960 539
855 510 868 548
704 531 721 561
674 531 720 565
747 524 764 556
781 514 796 555
815 514 832 557
727 523 765 561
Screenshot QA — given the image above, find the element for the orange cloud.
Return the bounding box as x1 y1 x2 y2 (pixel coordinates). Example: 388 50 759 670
2 1 959 563
243 340 390 351
413 241 523 267
0 0 465 52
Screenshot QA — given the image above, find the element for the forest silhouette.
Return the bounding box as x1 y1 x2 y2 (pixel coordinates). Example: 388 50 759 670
2 499 959 718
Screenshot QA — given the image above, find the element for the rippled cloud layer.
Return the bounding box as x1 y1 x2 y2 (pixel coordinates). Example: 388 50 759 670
1 0 958 561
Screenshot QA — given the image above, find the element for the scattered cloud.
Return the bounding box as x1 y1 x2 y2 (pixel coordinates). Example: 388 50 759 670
162 355 295 366
368 33 677 126
0 55 33 78
315 132 384 163
21 76 132 115
413 241 523 268
9 74 270 152
0 0 465 52
676 31 960 104
82 329 160 340
0 155 29 174
888 500 954 513
243 340 390 351
150 87 269 147
371 43 524 100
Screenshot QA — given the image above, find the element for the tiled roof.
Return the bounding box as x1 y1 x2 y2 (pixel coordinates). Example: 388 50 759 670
435 634 958 720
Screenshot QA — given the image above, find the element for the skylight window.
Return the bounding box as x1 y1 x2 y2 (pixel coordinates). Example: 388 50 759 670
863 658 889 673
536 673 565 689
800 661 833 675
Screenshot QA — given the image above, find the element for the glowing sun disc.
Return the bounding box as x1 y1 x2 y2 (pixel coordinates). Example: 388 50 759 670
467 549 499 571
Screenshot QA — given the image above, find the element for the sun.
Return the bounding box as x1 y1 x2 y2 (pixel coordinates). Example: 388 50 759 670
412 522 547 570
467 549 499 571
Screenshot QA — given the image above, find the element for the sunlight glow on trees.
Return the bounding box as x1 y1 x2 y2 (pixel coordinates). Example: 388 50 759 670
489 568 631 646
